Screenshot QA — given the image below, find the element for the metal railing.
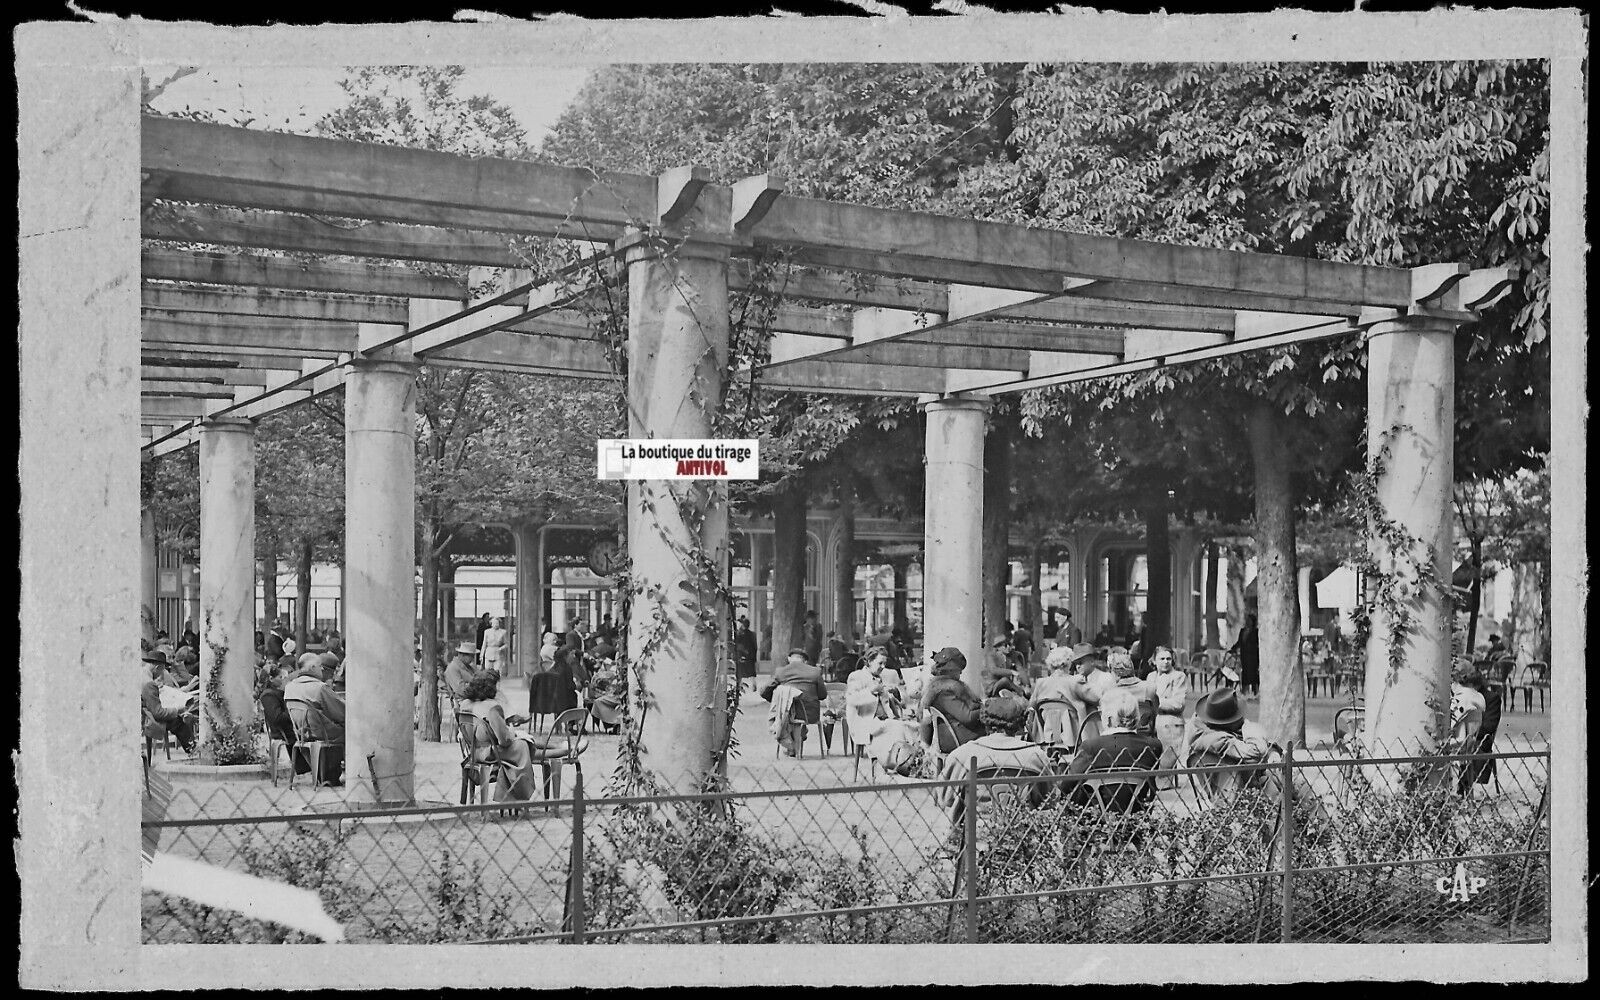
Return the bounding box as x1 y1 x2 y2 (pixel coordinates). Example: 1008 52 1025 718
141 741 1550 945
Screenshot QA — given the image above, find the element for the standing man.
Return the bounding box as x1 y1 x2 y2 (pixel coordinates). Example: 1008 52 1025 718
1057 610 1083 647
565 618 587 657
733 615 759 694
1148 645 1187 789
1232 614 1260 697
482 616 510 675
1011 620 1036 666
801 609 824 670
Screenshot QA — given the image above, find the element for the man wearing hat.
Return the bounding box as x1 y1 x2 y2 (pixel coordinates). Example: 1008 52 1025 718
760 647 829 756
1181 687 1271 796
920 647 985 752
444 641 480 701
140 650 196 755
981 633 1029 699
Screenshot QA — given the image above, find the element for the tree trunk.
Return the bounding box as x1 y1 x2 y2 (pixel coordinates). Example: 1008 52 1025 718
260 528 278 632
1028 538 1044 661
982 416 1012 641
1247 404 1304 747
769 484 808 663
1465 536 1483 653
418 517 442 743
891 558 911 637
831 489 856 642
1143 492 1171 651
294 537 313 652
1204 538 1221 650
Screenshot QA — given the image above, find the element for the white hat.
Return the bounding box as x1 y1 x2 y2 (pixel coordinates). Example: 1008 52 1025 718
283 639 297 653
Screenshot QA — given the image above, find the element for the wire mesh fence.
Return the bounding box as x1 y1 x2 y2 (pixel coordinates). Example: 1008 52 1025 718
142 739 1550 946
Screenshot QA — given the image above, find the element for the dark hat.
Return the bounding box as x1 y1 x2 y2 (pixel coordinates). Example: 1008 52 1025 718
980 696 1027 725
1067 642 1101 666
141 649 168 666
786 647 812 662
1196 688 1245 728
930 646 966 668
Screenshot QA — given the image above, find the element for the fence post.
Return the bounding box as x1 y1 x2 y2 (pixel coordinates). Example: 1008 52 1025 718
567 768 585 944
963 767 979 943
1279 742 1296 943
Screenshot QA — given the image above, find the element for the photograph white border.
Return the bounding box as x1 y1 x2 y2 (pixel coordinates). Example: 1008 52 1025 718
16 10 1587 987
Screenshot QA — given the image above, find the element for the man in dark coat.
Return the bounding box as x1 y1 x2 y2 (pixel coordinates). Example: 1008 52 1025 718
920 647 985 752
801 610 824 668
1066 688 1164 811
761 648 830 755
140 651 196 755
733 615 759 692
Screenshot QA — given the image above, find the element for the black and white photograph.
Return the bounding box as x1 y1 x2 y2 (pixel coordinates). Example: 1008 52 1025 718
16 8 1586 988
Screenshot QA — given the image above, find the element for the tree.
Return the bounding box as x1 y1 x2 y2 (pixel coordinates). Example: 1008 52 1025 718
314 67 625 741
973 61 1549 748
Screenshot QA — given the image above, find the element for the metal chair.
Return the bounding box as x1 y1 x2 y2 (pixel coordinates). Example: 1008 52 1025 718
284 700 338 789
774 696 809 759
454 710 512 805
1029 698 1077 748
923 706 960 769
1069 764 1157 817
1076 708 1102 747
534 707 592 799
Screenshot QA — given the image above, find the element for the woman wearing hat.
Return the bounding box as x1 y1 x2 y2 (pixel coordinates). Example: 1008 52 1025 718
936 696 1051 824
920 648 985 752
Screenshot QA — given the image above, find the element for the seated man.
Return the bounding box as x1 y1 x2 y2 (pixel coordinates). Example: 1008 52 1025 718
1065 689 1164 811
1181 687 1272 798
257 665 310 776
981 634 1028 698
1060 643 1114 734
938 697 1051 827
919 647 985 751
282 660 347 784
140 651 196 755
761 648 829 757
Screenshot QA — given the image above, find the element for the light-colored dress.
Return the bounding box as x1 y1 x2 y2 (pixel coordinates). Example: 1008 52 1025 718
845 667 918 763
462 698 537 800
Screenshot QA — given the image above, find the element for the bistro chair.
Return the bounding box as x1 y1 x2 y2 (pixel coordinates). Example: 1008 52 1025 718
285 700 339 789
454 710 512 806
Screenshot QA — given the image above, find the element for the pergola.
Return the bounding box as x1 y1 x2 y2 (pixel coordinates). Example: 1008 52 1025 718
139 116 1514 800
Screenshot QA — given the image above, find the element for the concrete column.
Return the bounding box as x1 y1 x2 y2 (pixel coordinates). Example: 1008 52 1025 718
345 359 418 803
1362 315 1457 751
623 232 731 795
512 519 542 679
197 416 257 763
140 507 158 641
921 395 991 694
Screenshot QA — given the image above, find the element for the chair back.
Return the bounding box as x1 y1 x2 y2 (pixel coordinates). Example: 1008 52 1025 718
1073 765 1155 815
1076 709 1102 746
549 707 590 757
925 706 959 755
454 710 487 763
1032 699 1075 746
284 699 318 745
973 764 1046 810
1527 661 1549 684
834 653 861 676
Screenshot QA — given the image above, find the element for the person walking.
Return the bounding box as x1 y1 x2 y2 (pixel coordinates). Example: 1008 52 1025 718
1232 614 1260 697
481 616 509 675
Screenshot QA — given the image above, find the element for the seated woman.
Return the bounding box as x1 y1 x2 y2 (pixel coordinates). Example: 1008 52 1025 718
845 646 919 767
920 647 985 752
459 671 540 802
587 661 624 733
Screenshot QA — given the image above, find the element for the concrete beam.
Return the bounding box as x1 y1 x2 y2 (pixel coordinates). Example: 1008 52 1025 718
143 283 408 324
142 247 466 300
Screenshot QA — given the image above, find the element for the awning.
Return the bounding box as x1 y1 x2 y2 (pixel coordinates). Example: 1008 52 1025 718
1314 565 1359 609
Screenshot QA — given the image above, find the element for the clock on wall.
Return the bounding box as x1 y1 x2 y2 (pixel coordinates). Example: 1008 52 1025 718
586 538 622 577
